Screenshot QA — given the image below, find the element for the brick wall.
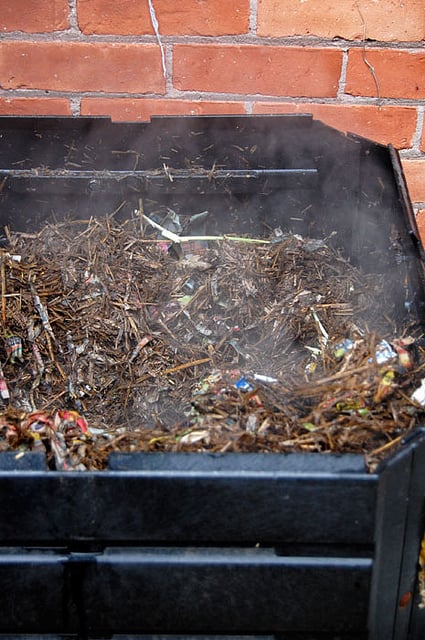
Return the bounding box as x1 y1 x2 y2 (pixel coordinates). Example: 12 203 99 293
1 0 424 235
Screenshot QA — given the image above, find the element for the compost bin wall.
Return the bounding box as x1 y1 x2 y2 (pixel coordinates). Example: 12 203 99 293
1 114 425 638
1 0 425 239
0 438 424 638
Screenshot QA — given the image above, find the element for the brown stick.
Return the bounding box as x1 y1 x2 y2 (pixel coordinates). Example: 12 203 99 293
295 364 372 395
367 433 404 457
160 357 211 376
1 252 6 326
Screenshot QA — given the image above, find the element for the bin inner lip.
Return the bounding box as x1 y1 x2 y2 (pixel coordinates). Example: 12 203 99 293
0 167 318 179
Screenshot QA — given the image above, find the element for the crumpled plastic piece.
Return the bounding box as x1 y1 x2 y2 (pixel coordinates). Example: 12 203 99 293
6 408 92 470
4 334 23 363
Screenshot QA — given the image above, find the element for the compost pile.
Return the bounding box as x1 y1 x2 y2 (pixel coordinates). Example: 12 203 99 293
0 214 423 470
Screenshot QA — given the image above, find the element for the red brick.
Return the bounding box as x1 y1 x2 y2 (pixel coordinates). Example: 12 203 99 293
416 209 425 247
173 45 342 98
0 97 71 116
81 98 246 121
253 102 417 149
0 0 69 33
401 159 425 203
77 0 249 36
258 0 425 42
346 49 425 100
0 42 165 94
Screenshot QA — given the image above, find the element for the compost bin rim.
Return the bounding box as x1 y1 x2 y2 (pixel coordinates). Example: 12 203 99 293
2 428 424 475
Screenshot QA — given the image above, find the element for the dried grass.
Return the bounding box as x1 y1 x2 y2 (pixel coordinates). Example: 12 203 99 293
0 214 423 470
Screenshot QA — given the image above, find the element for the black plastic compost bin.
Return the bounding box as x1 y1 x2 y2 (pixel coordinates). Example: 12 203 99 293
1 114 425 639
